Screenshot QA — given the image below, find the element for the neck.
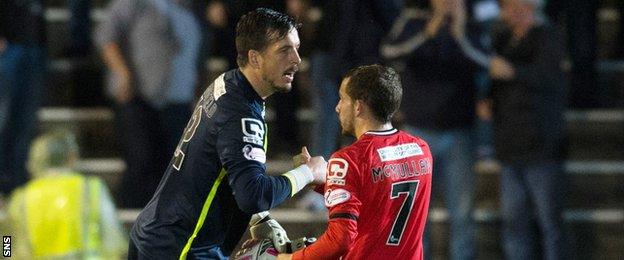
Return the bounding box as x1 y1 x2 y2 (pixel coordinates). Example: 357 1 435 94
355 121 394 139
241 67 273 100
34 167 73 178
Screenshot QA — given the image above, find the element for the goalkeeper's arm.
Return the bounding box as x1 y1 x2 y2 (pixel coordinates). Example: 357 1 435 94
281 154 328 197
223 154 326 214
285 147 327 196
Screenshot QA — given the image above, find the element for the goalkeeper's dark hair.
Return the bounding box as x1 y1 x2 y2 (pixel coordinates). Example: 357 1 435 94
343 64 402 123
236 8 301 67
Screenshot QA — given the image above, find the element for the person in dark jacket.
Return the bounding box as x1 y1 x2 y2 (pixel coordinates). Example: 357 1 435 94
487 0 569 259
381 0 489 258
335 0 400 76
0 0 47 196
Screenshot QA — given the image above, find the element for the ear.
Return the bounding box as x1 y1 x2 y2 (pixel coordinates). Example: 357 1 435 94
354 100 364 117
249 50 261 69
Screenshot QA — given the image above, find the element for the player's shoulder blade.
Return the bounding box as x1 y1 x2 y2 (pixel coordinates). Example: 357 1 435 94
399 130 429 148
198 72 228 119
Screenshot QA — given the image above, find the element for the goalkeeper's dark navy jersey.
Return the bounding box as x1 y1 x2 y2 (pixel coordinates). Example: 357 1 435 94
130 69 293 259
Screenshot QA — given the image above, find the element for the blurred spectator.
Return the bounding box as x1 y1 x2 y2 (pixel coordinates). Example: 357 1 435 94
65 0 92 57
234 0 285 16
615 1 624 59
471 0 499 164
546 0 599 108
205 0 237 70
308 0 341 159
7 130 127 259
381 0 489 258
96 0 202 208
0 0 47 196
335 0 400 76
487 0 569 259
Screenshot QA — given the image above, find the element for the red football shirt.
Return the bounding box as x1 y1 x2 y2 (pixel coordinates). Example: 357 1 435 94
293 129 433 260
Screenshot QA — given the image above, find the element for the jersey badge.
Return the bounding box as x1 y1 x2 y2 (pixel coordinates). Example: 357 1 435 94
241 118 265 146
324 188 351 207
327 158 349 186
243 144 266 163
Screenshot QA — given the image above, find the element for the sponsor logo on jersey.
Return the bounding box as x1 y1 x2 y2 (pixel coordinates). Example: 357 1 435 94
324 188 351 207
241 118 265 146
328 179 346 186
327 158 349 186
242 144 266 163
377 143 423 162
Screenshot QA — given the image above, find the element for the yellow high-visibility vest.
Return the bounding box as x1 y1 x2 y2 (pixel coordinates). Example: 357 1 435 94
8 171 127 259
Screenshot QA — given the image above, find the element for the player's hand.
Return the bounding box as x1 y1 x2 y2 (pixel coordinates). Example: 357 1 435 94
292 146 311 167
113 70 133 104
234 238 263 259
240 238 260 250
306 156 327 184
277 253 293 260
476 99 492 120
250 216 291 253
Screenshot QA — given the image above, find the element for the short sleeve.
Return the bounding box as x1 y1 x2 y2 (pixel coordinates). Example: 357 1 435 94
95 0 139 47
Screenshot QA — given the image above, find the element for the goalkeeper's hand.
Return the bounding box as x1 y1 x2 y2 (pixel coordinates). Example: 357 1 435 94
249 212 291 253
292 146 311 167
292 146 326 184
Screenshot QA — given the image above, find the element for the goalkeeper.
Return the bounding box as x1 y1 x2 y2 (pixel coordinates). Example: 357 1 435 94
128 8 326 260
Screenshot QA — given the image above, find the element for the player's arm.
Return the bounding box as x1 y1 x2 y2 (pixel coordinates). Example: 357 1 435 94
95 0 140 103
289 155 362 259
290 214 358 260
276 216 357 260
380 11 441 61
218 116 325 214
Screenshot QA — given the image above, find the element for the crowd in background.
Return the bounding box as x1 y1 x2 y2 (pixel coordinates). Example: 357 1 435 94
1 0 623 259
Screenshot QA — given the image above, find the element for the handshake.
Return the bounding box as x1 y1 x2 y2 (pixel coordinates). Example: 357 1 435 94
292 146 327 185
283 147 327 196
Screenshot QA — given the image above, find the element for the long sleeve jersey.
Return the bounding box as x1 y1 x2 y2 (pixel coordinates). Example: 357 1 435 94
130 69 293 259
293 129 433 260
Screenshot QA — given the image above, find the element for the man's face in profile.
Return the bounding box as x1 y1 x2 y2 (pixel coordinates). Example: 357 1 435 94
336 78 356 137
258 28 302 93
